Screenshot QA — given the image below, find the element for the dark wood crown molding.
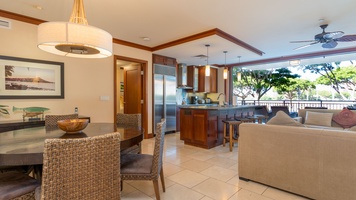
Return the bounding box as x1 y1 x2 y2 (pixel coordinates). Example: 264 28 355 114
151 28 264 56
0 9 45 25
226 46 356 68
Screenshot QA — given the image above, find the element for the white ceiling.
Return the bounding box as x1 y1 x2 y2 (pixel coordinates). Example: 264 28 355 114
1 0 356 69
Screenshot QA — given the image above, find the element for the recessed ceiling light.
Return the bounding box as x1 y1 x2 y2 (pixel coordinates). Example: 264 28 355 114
142 37 150 41
33 5 43 10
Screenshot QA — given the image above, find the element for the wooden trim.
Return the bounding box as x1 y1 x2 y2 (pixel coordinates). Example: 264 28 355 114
0 9 45 25
152 28 264 56
113 55 149 139
112 38 152 51
152 29 218 51
226 46 356 68
215 29 264 56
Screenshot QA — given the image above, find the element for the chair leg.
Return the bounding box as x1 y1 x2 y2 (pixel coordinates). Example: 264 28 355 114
229 124 233 152
160 168 165 192
120 180 123 191
223 123 227 146
153 180 160 200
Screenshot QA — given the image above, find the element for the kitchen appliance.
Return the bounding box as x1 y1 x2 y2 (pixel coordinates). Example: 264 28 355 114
197 99 205 104
190 96 198 104
205 98 211 104
154 64 176 133
177 63 193 89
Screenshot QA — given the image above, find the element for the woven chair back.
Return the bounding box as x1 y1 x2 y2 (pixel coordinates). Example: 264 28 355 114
116 113 141 127
151 120 166 179
45 114 78 127
40 132 121 199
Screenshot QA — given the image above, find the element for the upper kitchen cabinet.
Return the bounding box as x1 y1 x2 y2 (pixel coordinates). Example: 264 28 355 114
153 54 176 67
197 66 217 93
187 66 198 91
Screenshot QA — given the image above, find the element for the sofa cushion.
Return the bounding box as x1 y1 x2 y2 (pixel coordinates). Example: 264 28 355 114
304 124 344 130
305 111 333 127
267 111 304 127
348 126 356 132
332 108 356 128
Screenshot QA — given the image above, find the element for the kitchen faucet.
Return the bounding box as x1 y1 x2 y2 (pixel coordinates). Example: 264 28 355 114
217 93 225 106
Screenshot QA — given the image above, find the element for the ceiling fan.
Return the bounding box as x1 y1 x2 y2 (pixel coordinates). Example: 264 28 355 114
291 24 356 50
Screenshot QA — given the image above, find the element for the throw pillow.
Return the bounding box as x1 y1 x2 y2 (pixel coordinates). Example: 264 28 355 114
305 111 333 127
267 111 304 127
332 108 356 128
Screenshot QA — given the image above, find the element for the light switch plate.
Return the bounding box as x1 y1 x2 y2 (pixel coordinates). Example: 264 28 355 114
100 96 110 101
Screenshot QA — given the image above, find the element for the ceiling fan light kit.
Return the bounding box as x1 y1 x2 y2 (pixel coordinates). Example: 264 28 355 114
291 24 356 50
37 0 113 58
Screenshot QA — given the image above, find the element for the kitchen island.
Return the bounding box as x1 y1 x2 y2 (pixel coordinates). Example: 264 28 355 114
179 105 259 149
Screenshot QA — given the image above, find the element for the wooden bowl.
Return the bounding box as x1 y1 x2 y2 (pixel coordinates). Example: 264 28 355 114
57 119 89 134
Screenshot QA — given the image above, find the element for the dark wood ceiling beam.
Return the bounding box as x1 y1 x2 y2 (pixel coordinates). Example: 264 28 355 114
215 29 264 56
151 28 264 56
0 9 45 25
151 29 217 51
226 46 356 68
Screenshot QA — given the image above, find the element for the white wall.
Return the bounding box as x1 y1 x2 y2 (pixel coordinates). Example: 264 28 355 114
0 18 154 133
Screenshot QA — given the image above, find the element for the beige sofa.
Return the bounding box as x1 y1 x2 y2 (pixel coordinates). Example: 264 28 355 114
238 123 356 200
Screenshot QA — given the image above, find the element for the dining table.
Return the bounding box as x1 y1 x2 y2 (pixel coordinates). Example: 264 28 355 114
0 123 143 168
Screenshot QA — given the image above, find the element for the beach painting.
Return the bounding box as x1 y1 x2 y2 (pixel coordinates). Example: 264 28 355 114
0 55 64 99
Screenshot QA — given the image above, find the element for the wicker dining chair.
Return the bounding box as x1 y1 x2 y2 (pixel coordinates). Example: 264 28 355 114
44 114 79 127
117 113 142 154
120 120 166 200
116 113 141 127
0 171 40 200
35 132 121 200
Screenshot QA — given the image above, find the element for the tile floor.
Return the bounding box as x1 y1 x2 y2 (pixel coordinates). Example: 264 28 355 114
121 133 310 200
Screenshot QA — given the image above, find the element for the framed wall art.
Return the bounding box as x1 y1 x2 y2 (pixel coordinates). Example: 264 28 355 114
0 55 64 99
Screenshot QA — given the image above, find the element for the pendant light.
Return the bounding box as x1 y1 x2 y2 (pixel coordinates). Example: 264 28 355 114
37 0 113 58
237 56 241 81
205 44 210 76
223 51 228 79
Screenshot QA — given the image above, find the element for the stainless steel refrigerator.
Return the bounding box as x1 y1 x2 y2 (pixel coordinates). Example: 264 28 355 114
154 64 176 133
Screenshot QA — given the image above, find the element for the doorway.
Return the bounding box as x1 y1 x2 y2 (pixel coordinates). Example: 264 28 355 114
114 55 148 138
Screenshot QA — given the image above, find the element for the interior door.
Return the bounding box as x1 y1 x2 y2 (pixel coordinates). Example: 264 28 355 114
124 64 141 114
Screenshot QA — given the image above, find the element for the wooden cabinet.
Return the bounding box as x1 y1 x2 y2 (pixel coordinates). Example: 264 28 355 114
197 67 217 92
180 109 193 142
187 66 198 91
180 109 219 148
153 54 176 67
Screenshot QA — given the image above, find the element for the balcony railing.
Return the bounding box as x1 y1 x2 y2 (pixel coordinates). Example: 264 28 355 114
242 100 356 113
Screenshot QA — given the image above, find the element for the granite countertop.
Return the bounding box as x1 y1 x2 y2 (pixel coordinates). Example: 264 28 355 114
177 104 257 110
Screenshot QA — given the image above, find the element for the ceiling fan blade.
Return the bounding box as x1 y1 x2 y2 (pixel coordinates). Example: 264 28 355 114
290 40 318 43
335 34 356 42
293 41 320 50
322 40 338 48
323 31 344 40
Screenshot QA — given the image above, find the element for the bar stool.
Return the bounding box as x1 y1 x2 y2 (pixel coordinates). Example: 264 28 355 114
222 118 255 152
222 120 241 152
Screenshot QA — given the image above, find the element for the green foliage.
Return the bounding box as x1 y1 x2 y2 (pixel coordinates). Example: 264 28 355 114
0 105 9 115
233 68 299 101
303 62 354 99
274 78 315 100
